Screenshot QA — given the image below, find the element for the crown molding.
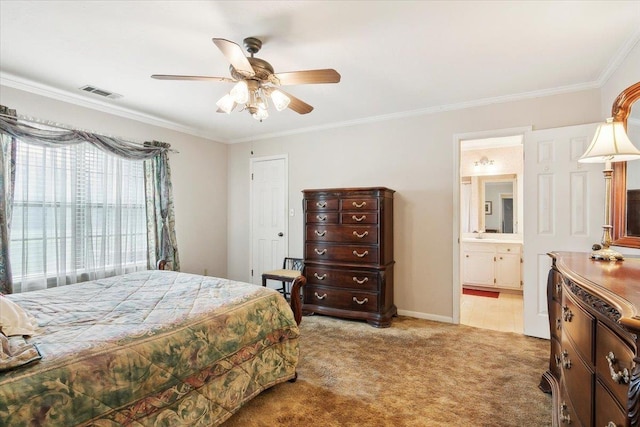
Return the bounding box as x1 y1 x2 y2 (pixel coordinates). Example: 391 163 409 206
229 81 600 144
598 26 640 87
0 70 613 146
0 72 226 143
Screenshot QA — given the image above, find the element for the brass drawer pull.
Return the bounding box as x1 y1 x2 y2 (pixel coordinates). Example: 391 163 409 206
554 353 562 368
561 350 572 369
559 402 571 424
316 215 327 221
353 231 369 238
314 248 327 255
316 201 327 208
352 201 367 208
314 273 327 280
315 230 326 237
555 318 561 330
353 277 369 284
314 292 327 300
562 305 573 322
353 296 368 305
605 352 630 384
352 215 366 222
353 250 369 258
607 422 618 427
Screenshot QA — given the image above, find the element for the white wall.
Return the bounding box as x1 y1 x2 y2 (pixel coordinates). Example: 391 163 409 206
0 85 229 278
228 89 602 320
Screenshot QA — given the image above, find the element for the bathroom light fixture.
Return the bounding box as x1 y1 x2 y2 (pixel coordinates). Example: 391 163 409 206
474 156 494 167
579 117 640 261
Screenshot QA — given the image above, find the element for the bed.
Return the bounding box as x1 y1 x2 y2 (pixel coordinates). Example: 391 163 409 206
0 270 306 426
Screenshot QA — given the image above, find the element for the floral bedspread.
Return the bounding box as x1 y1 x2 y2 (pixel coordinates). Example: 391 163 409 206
0 271 300 426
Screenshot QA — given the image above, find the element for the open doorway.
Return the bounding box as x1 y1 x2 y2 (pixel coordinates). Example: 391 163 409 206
457 133 524 333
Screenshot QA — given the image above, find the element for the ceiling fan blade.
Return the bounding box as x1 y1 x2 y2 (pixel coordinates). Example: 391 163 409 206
151 74 235 82
277 89 314 114
212 38 255 77
271 69 341 86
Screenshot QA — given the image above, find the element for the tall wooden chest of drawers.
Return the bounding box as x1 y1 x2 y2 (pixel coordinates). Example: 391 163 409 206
541 252 640 427
302 187 396 327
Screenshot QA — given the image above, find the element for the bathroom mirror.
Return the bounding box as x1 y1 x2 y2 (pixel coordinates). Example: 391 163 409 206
612 81 640 248
461 174 518 234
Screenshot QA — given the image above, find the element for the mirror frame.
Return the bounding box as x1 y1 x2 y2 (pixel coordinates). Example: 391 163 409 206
612 81 640 248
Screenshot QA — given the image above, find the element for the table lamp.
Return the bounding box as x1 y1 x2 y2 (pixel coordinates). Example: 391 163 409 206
578 118 640 261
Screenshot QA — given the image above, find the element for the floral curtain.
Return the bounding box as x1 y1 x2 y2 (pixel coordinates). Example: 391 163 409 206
144 141 180 271
0 115 180 293
0 116 166 161
0 106 17 294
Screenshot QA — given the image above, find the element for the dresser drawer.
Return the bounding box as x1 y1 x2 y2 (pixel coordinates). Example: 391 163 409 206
550 299 562 341
306 212 339 224
595 380 627 427
557 391 580 427
550 336 563 380
305 243 379 264
304 285 378 312
341 212 378 224
595 322 633 405
305 198 339 211
549 269 562 304
340 197 378 211
562 288 595 363
305 266 379 291
561 333 594 427
305 225 378 244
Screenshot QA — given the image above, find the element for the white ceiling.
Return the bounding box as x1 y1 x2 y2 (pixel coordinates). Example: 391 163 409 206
1 1 639 144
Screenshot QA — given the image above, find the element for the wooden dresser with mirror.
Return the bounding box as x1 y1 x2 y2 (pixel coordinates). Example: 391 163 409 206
541 82 640 426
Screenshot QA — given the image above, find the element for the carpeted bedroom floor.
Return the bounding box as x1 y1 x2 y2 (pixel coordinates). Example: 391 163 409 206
222 314 552 426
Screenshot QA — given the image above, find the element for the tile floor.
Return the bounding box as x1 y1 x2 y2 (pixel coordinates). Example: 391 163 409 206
460 291 523 333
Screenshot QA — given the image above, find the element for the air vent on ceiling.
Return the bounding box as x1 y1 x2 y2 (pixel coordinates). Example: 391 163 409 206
79 85 123 100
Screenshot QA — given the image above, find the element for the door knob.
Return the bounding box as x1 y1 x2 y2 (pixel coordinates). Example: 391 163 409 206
278 232 284 237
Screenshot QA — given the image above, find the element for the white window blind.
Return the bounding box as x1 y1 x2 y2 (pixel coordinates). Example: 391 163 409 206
10 140 147 293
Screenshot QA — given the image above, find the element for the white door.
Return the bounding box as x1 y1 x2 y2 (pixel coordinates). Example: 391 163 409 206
250 156 288 286
523 123 602 338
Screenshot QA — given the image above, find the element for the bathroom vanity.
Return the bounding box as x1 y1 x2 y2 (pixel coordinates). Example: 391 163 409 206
461 239 523 291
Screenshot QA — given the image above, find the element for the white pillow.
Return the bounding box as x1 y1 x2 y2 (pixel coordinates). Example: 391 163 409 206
0 295 37 337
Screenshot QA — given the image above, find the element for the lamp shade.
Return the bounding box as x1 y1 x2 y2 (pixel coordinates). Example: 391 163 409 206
230 81 249 104
578 118 640 163
216 94 236 114
270 89 291 111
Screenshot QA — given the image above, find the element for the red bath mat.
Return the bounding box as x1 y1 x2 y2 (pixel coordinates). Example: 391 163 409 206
463 288 500 298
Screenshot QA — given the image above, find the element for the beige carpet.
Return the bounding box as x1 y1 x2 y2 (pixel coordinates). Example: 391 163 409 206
222 315 552 426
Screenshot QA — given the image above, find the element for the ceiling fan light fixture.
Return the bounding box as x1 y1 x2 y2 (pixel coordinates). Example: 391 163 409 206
230 81 249 104
252 105 269 122
216 93 236 114
154 37 339 121
270 89 291 111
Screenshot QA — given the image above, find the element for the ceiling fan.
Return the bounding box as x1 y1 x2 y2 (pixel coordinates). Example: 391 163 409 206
151 37 341 121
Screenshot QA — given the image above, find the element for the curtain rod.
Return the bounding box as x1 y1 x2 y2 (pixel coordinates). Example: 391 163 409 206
0 112 179 154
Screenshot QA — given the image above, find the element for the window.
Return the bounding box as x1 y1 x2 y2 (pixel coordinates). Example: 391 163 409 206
10 140 147 293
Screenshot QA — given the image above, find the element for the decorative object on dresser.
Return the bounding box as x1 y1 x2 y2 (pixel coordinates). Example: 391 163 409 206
541 252 640 427
302 187 396 327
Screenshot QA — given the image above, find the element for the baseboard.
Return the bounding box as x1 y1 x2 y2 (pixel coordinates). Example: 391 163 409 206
397 309 453 324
